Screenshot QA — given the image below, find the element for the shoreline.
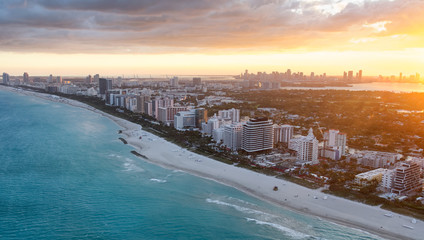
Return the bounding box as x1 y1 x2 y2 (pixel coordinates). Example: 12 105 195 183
1 85 422 240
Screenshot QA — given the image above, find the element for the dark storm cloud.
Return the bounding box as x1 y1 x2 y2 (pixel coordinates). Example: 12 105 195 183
0 0 423 53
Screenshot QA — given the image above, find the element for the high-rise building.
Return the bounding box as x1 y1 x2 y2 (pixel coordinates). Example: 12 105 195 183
391 161 422 195
2 72 10 85
241 118 273 153
48 74 53 83
223 123 243 151
152 97 174 119
194 108 208 129
324 129 347 156
174 110 196 130
343 71 347 81
212 127 225 143
144 101 153 116
23 72 29 83
170 76 179 87
193 77 201 86
348 71 353 81
135 95 150 113
86 75 92 84
289 128 319 164
94 74 100 84
273 124 294 144
218 108 240 123
99 78 112 95
158 106 187 124
56 76 62 84
358 70 362 81
203 114 220 135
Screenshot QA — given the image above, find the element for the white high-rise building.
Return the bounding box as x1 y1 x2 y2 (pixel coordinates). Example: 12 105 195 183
273 124 293 144
289 128 319 164
48 74 53 83
223 123 243 151
170 76 179 87
324 129 347 156
218 108 240 123
212 127 224 144
174 110 196 130
241 118 273 153
204 115 220 136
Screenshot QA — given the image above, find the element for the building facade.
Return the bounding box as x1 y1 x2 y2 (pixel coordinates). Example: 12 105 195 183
241 118 273 153
99 78 112 95
289 128 319 164
273 124 294 144
223 123 243 151
391 161 422 195
218 108 240 123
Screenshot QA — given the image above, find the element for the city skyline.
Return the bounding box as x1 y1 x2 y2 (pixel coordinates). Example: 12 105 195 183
1 0 423 76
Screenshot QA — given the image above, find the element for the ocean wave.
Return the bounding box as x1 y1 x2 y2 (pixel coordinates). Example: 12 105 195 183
150 178 167 183
122 158 145 172
245 218 311 239
227 196 258 207
205 198 276 218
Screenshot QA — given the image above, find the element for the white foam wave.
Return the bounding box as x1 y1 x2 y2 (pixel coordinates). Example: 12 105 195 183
245 218 311 239
122 159 145 172
109 154 122 159
227 197 257 207
150 178 167 183
205 199 276 218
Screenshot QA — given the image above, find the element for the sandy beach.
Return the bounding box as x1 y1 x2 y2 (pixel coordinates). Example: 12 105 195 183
3 85 423 240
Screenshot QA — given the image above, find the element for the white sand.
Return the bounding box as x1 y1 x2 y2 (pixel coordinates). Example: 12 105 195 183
3 85 423 240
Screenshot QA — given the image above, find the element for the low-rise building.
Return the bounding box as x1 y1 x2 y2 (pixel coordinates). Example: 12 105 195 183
354 168 387 186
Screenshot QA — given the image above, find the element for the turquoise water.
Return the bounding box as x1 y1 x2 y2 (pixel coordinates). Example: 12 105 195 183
0 89 382 240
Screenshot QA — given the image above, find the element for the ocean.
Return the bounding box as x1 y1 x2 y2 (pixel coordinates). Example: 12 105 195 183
0 89 382 240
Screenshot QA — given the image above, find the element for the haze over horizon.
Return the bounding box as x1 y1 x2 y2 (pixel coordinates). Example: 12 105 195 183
1 0 423 76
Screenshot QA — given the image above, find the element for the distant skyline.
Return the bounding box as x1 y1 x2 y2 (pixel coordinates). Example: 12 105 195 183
0 0 423 76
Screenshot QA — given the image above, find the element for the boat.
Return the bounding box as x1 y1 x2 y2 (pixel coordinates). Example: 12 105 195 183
384 213 393 218
411 218 417 224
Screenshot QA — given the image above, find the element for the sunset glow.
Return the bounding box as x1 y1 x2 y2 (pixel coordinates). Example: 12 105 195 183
1 0 423 76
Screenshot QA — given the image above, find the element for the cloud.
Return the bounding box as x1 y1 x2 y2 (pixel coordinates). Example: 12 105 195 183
0 0 423 54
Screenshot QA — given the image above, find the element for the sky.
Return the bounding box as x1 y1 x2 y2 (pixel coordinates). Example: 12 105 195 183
0 0 423 77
